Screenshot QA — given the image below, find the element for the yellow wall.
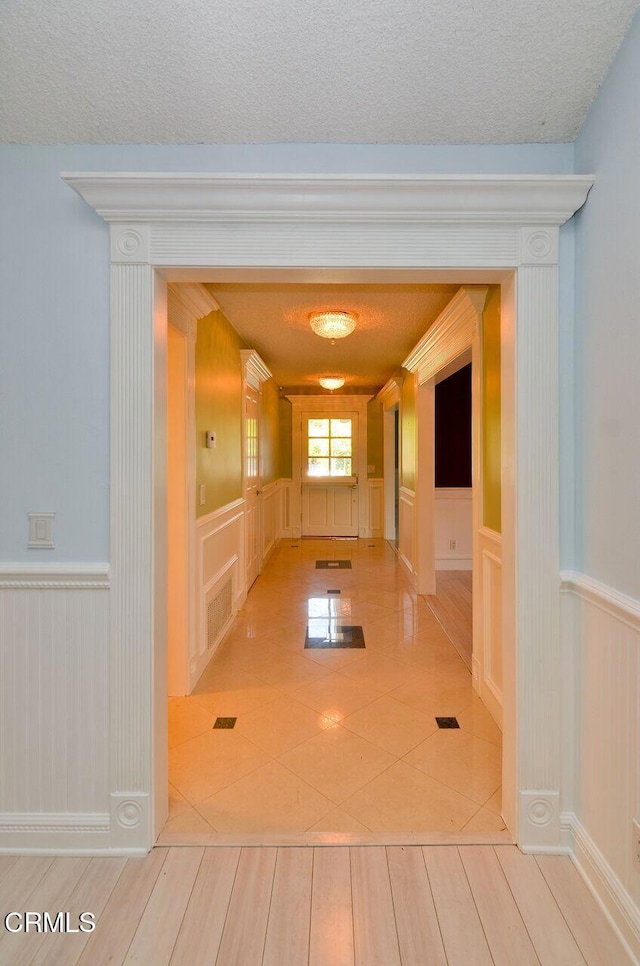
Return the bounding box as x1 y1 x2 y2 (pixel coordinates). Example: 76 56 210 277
400 371 416 490
261 378 280 486
195 309 246 515
367 398 383 478
482 285 502 532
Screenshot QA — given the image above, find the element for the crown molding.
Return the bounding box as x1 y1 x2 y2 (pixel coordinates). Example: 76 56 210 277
168 282 218 320
240 349 272 384
62 173 594 226
377 374 404 406
403 286 487 380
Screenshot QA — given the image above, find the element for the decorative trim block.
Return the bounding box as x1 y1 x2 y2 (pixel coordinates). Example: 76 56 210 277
110 224 151 263
110 793 150 850
519 226 559 265
519 790 561 849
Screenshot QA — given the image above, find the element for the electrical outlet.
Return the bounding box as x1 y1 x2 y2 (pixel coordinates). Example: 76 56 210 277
199 484 206 506
633 819 640 867
449 538 457 551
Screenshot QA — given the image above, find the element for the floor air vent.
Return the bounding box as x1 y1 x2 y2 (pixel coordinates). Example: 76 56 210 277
207 578 233 650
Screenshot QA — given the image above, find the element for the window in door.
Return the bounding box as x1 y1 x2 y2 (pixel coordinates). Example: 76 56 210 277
306 417 354 478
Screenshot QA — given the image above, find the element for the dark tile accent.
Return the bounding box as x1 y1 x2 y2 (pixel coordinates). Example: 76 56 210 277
213 717 237 729
367 544 376 548
305 624 365 649
435 717 460 729
290 544 299 548
327 589 341 594
315 560 352 569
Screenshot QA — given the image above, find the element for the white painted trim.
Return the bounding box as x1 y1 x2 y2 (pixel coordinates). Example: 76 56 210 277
0 813 110 832
518 790 562 851
435 558 472 571
0 813 112 854
62 173 594 227
0 563 110 589
61 171 593 855
561 811 640 962
380 383 401 541
403 286 487 383
167 282 217 340
168 281 219 318
560 569 640 631
240 349 272 384
196 497 245 529
435 487 473 500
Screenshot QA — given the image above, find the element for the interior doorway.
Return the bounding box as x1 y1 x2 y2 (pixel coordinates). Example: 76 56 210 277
64 171 591 853
161 280 506 843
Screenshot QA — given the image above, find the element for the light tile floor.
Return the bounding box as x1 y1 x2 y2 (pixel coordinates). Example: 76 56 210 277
161 539 506 840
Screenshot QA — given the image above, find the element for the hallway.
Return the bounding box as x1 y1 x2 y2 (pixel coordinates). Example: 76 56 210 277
162 539 505 842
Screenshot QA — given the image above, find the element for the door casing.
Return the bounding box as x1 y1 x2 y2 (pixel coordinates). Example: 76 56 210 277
62 172 593 853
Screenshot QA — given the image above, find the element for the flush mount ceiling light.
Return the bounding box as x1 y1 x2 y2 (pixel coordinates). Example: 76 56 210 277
319 377 345 391
309 311 357 340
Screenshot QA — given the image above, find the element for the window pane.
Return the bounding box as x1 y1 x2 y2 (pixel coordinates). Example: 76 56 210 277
331 457 352 476
331 418 351 437
308 418 329 437
309 438 330 457
308 458 330 476
331 437 352 457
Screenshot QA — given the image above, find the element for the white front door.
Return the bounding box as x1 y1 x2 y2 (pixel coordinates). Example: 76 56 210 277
302 483 359 536
301 413 359 536
244 384 260 588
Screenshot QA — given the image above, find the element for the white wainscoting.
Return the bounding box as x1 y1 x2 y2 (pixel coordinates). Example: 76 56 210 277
472 527 503 727
194 499 245 689
398 486 416 580
0 565 111 851
366 479 384 538
560 571 640 960
279 480 293 540
261 479 282 566
434 487 472 570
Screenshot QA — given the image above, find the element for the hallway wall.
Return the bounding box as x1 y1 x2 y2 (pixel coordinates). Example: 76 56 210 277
195 309 246 516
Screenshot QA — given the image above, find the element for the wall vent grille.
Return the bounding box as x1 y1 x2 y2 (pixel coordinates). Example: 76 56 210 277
207 578 233 650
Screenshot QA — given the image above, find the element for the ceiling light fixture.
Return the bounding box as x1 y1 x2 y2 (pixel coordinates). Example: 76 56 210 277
319 377 345 391
309 311 357 340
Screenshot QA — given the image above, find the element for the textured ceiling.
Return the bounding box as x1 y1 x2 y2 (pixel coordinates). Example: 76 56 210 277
1 0 638 143
206 282 460 390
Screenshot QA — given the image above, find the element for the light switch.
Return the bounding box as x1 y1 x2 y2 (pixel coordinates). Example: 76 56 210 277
28 512 55 549
199 484 206 506
367 464 375 474
206 431 216 449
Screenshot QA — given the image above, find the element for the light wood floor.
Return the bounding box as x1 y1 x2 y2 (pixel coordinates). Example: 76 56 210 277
425 570 473 668
0 846 632 965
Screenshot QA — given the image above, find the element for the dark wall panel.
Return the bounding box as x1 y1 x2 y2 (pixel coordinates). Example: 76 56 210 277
435 363 471 487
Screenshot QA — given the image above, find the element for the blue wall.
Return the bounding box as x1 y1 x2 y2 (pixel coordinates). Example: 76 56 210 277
574 11 640 598
0 142 573 562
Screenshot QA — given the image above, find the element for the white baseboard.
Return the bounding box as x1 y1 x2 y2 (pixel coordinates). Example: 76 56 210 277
562 811 640 963
435 557 472 570
0 812 111 854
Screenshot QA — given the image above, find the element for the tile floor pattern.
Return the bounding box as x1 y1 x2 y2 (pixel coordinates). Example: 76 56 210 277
162 539 505 839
